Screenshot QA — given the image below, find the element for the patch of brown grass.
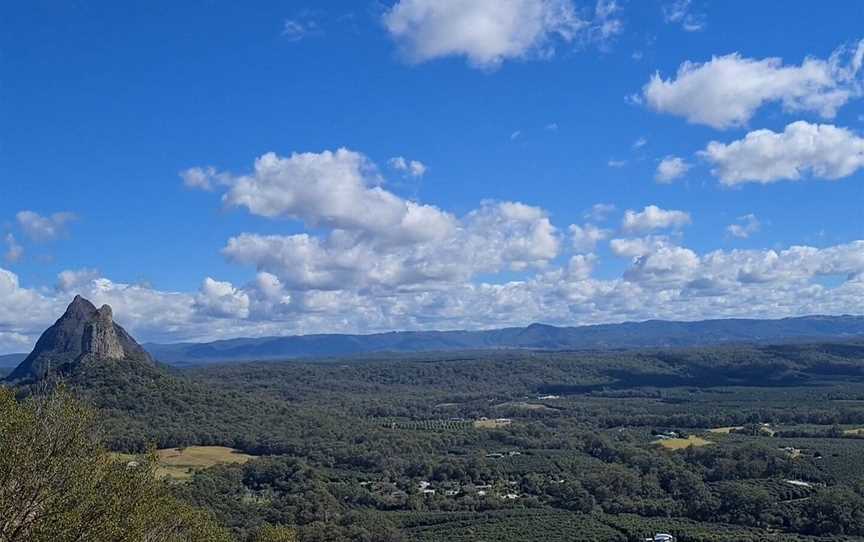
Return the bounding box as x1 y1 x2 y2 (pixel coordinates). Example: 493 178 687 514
112 446 256 481
654 435 713 450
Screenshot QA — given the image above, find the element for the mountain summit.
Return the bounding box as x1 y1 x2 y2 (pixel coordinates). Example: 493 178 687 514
7 295 154 382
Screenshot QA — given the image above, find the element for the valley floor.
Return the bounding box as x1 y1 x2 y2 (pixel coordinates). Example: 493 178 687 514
60 343 864 540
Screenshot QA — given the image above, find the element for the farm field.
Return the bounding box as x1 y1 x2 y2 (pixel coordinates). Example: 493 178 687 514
708 426 743 433
113 446 256 481
654 435 714 449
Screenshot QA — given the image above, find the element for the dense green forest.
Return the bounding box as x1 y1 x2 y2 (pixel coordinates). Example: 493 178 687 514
10 342 864 541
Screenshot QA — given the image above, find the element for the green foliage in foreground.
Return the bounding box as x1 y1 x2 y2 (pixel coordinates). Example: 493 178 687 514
0 386 232 542
251 524 298 542
10 342 864 540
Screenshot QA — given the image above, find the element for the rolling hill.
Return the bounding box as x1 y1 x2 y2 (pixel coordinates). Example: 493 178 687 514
145 315 864 364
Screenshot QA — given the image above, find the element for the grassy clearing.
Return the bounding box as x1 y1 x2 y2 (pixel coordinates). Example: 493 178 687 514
112 446 255 481
654 435 713 450
708 426 744 434
494 401 554 411
474 418 512 429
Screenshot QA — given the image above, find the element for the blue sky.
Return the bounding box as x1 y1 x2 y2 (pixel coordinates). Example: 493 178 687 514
1 0 863 352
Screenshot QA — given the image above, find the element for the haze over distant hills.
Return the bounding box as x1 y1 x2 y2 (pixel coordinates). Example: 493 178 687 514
0 354 26 368
144 315 864 365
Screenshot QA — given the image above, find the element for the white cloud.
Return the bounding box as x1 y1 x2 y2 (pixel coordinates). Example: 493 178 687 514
0 331 31 354
283 18 319 42
701 121 864 185
57 268 101 291
655 155 690 183
510 130 522 141
388 156 427 177
3 234 22 263
681 20 703 32
16 211 76 242
184 151 561 292
180 166 233 191
222 200 561 290
726 214 761 239
608 159 627 168
621 205 691 233
382 0 620 69
566 253 596 280
195 278 251 319
641 39 864 129
609 235 672 258
632 136 647 149
590 0 623 44
545 122 559 131
661 0 705 32
192 149 457 244
569 223 610 252
470 201 561 269
584 203 616 222
624 245 701 287
2 240 864 353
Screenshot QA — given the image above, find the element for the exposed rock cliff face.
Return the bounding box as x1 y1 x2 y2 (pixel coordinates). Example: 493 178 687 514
82 304 126 360
7 295 154 382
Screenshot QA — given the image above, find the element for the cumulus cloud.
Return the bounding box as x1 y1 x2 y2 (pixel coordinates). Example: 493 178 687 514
388 156 427 177
0 268 52 344
701 121 864 185
609 235 673 258
1 143 853 355
191 149 457 244
624 245 700 287
621 205 691 233
382 0 621 69
608 159 627 168
641 39 864 128
655 155 690 183
468 201 560 269
183 150 563 291
246 272 293 319
16 211 76 242
570 223 610 252
222 200 561 291
195 278 251 319
2 239 864 353
726 214 761 239
3 234 22 264
566 253 597 280
57 268 101 291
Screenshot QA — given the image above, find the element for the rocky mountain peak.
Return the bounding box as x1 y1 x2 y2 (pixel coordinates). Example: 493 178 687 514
66 294 96 317
7 296 155 382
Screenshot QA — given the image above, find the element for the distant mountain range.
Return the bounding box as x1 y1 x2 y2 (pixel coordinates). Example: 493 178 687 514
0 354 26 368
143 315 864 365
